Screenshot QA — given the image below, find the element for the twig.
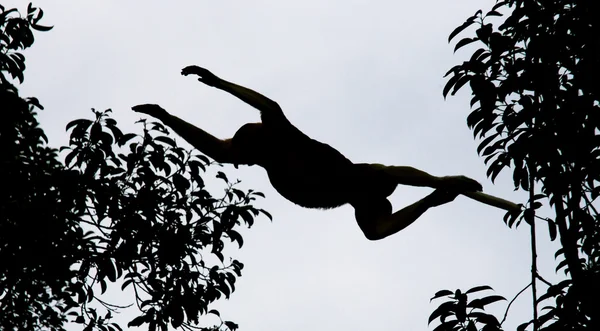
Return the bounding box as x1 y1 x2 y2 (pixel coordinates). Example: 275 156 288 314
536 274 553 287
95 296 133 310
528 164 539 331
501 283 532 325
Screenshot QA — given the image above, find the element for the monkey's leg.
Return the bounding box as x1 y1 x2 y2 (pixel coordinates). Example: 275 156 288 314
370 164 482 191
354 190 458 240
372 164 519 211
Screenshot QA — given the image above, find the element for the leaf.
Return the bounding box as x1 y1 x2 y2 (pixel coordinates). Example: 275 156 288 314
485 10 503 17
231 188 246 200
100 279 107 294
547 219 557 241
33 7 44 23
260 209 273 221
433 320 459 331
468 312 500 326
239 209 254 227
468 295 505 309
477 133 498 155
555 259 568 272
443 73 461 99
475 24 493 43
127 315 146 328
451 74 472 96
448 19 476 42
106 258 117 282
470 48 486 62
465 285 493 294
227 230 244 248
492 1 508 12
121 279 134 290
537 280 570 303
224 321 239 331
173 173 190 192
26 96 43 109
64 150 78 168
443 64 461 78
169 306 184 328
106 123 123 141
454 37 479 53
503 208 522 227
66 119 92 132
32 23 53 31
467 108 484 128
216 171 228 183
154 136 176 147
430 289 453 301
428 301 455 325
118 133 137 146
517 320 532 331
189 160 206 172
89 122 103 145
208 309 220 317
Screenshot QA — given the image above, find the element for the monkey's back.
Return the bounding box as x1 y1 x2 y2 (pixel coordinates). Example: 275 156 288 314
255 125 396 209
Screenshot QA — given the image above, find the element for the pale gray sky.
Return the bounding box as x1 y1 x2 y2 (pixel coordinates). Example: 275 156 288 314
11 1 562 330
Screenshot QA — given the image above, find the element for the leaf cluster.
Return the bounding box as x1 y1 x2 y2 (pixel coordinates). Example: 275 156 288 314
428 286 505 331
0 3 51 87
59 110 269 331
434 1 600 330
1 4 269 331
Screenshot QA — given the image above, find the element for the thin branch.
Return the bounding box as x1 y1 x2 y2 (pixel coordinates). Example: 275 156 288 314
581 191 599 216
536 274 553 287
501 282 532 325
528 163 539 331
94 296 133 310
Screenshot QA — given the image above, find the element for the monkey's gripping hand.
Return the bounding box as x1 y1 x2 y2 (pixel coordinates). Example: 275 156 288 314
440 175 483 193
132 104 169 121
181 65 220 87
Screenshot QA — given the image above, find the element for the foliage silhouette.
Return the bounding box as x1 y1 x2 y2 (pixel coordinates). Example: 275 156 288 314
432 1 600 330
1 3 269 331
429 287 505 331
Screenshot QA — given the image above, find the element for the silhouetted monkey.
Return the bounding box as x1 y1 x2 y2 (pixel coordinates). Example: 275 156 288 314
133 66 519 240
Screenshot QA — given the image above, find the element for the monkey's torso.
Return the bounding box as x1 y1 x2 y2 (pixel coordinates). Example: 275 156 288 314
232 122 397 209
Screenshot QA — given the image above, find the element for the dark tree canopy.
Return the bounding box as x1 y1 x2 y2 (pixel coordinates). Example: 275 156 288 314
1 4 269 331
431 1 599 331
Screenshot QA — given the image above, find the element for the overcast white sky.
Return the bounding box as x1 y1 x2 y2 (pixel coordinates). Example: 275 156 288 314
10 0 564 330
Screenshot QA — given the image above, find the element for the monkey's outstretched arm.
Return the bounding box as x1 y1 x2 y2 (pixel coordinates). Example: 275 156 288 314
181 65 288 124
131 104 241 164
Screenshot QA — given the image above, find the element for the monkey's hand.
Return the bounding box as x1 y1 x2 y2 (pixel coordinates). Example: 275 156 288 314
131 104 169 120
181 65 220 87
424 189 459 208
440 175 483 193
